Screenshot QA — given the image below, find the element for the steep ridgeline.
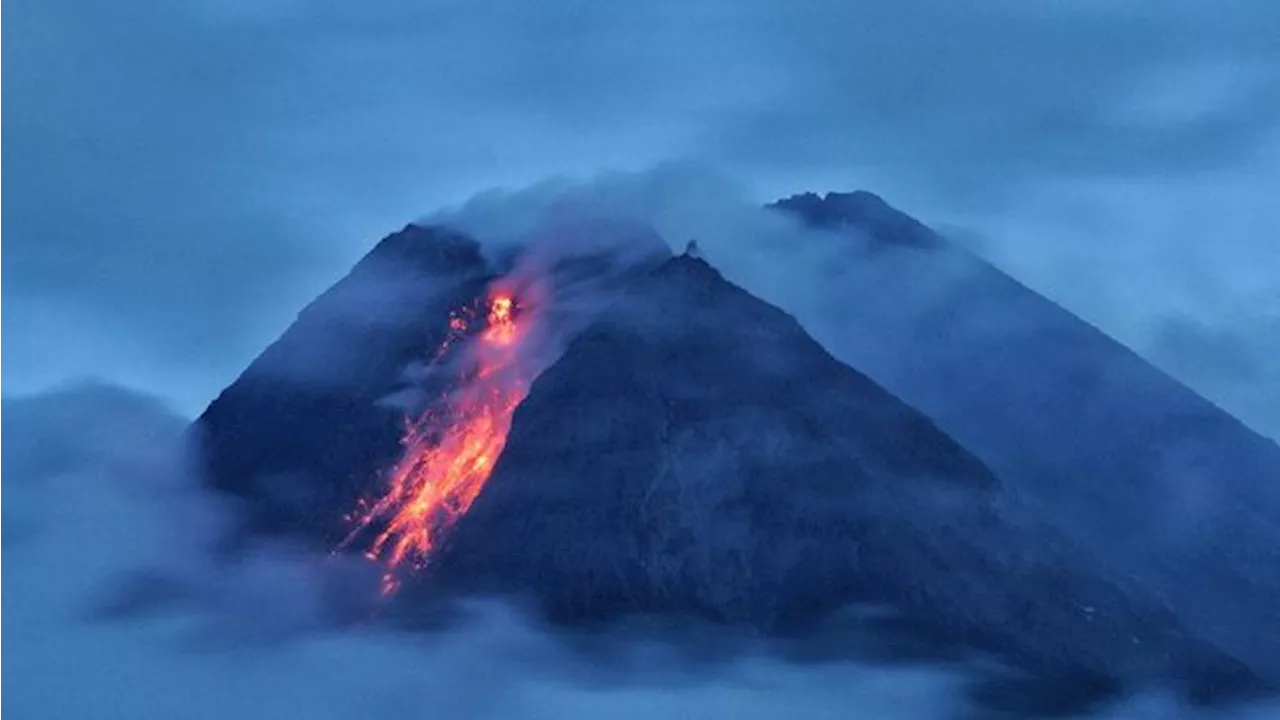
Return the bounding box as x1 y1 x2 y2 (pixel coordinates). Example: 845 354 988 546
424 253 1261 711
772 190 942 249
429 252 997 623
194 220 669 546
768 190 1280 689
195 225 495 544
195 216 1271 715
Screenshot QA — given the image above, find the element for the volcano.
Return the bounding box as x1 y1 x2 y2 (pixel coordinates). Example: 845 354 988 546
426 252 998 621
195 191 1278 715
766 190 1280 684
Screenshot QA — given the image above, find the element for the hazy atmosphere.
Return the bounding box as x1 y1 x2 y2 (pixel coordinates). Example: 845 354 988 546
5 2 1280 719
5 0 1279 435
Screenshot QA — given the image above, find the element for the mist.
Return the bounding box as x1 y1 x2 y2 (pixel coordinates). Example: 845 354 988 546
0 382 969 719
5 0 1279 429
418 169 1280 687
6 1 1280 717
5 169 1279 716
948 137 1280 441
10 379 1280 719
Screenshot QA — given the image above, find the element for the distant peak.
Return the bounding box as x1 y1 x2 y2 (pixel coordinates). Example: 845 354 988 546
362 223 487 275
769 190 942 249
657 248 724 283
777 189 886 208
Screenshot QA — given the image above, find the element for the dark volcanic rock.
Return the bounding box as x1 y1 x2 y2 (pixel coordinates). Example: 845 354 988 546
770 189 1280 690
195 224 494 545
195 220 671 546
194 207 1275 714
770 191 942 249
430 253 997 625
424 253 1260 707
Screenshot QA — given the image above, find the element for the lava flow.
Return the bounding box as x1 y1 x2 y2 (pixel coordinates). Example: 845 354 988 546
339 289 533 595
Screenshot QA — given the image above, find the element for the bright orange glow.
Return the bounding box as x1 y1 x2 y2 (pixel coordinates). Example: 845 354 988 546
484 295 515 345
339 289 531 594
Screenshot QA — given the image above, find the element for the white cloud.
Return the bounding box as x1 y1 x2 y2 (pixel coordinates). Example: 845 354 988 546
4 383 977 720
950 131 1280 438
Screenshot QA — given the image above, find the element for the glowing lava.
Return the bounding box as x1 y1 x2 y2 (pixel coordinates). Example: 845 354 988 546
339 289 532 595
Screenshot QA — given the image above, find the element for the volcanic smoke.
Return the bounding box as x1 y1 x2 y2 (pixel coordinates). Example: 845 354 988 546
339 287 534 595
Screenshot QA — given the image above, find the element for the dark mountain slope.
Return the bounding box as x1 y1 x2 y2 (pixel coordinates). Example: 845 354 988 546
430 253 996 623
196 225 493 543
772 190 941 249
769 190 1280 684
193 209 1273 713
425 253 1259 706
195 219 671 546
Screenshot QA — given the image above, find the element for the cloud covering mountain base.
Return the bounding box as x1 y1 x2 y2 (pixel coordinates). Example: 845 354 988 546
7 382 1280 719
5 169 1278 720
6 285 1279 719
3 383 973 720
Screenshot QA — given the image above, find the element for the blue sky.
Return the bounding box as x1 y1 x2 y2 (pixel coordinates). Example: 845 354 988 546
4 0 1279 435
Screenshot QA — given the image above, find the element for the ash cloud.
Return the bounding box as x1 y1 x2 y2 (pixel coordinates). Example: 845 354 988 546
415 168 1280 683
431 163 1280 445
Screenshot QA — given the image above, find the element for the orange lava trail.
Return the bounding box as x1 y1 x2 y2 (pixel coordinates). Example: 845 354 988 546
339 290 531 595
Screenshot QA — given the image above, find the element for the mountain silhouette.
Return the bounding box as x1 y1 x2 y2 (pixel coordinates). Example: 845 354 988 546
768 190 1280 687
194 193 1278 715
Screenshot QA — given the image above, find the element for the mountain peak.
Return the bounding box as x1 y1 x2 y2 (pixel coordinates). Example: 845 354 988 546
427 238 1000 626
363 223 487 276
191 199 1280 711
658 247 723 282
769 190 942 249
